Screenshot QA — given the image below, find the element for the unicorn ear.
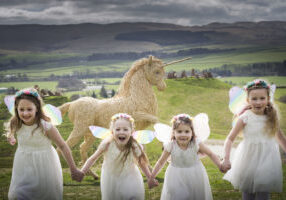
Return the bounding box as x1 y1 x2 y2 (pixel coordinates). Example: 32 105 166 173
148 55 153 66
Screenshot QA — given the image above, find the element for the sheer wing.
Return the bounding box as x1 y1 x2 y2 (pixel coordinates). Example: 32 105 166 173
43 104 62 125
270 84 276 102
193 113 210 142
229 86 247 115
153 123 172 144
89 126 112 139
4 95 15 115
132 130 155 144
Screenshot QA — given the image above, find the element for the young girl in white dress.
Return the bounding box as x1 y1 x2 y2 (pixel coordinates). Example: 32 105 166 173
148 114 223 200
6 88 83 200
222 79 286 200
81 113 156 200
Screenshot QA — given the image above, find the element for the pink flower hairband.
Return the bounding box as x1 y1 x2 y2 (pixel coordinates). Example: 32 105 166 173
111 113 135 123
15 88 40 100
171 113 193 124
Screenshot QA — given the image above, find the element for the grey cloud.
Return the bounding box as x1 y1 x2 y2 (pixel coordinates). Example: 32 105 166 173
0 0 285 25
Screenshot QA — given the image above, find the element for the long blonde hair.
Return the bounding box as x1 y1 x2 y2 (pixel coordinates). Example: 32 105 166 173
245 80 279 136
109 113 149 166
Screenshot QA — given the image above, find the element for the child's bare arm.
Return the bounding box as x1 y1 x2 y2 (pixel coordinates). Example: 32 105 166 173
81 141 108 174
46 126 84 181
46 126 77 171
150 150 170 179
223 118 244 161
276 128 286 153
199 143 221 170
137 159 152 179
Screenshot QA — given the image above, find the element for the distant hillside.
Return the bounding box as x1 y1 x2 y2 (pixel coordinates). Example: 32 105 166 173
0 21 285 54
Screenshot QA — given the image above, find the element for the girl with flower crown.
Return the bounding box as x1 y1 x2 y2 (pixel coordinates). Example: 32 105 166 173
5 88 83 200
147 113 224 200
221 79 286 200
80 113 156 200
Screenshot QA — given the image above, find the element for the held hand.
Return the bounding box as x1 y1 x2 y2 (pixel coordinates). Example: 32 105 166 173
148 178 159 189
8 136 16 146
220 159 231 173
71 168 85 182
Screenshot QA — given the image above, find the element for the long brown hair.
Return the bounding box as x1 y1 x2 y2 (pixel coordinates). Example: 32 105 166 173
110 113 149 167
246 80 279 136
6 89 50 138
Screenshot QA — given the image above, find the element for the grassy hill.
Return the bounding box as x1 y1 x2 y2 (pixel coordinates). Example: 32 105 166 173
0 21 285 54
0 78 285 199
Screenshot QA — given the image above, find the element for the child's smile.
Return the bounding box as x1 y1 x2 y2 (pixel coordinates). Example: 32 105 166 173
112 119 132 147
17 99 37 126
174 124 193 149
247 88 269 115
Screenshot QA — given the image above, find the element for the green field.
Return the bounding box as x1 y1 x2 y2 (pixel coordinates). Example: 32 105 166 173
220 76 286 87
0 78 285 199
0 81 58 90
1 45 286 79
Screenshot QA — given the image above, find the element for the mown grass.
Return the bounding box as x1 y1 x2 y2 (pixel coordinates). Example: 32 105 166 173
0 78 285 199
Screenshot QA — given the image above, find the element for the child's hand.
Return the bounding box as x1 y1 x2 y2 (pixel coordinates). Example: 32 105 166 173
220 159 231 173
8 136 16 146
71 168 85 182
148 178 159 189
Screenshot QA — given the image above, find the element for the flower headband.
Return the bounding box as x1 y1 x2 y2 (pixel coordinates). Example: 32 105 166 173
111 113 135 123
15 88 40 100
244 79 270 91
171 113 193 124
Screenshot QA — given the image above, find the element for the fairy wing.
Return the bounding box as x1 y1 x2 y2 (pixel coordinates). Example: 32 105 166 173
270 84 276 102
153 123 172 144
4 95 62 126
229 86 247 115
193 113 210 142
132 130 155 144
4 95 15 115
42 104 62 125
89 126 112 139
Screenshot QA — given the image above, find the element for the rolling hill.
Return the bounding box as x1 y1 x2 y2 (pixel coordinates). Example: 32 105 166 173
0 21 285 54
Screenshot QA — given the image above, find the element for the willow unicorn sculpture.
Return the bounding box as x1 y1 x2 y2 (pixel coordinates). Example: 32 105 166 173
58 56 191 178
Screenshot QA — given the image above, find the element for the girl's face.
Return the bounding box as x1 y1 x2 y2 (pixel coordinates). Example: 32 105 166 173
174 123 193 147
247 88 269 115
17 99 37 125
112 118 132 147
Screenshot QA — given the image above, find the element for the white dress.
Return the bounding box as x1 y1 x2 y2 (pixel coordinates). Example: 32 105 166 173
161 140 213 200
8 120 63 200
223 110 283 193
100 139 145 200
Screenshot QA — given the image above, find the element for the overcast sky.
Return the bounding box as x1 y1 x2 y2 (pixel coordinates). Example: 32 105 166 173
0 0 285 26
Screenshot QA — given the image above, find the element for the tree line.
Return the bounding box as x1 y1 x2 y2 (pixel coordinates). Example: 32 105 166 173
209 60 286 76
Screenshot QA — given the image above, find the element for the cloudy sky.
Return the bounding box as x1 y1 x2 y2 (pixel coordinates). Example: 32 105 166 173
0 0 285 26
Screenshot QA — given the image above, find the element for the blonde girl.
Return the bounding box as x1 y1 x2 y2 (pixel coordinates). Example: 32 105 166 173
81 113 155 200
222 79 286 200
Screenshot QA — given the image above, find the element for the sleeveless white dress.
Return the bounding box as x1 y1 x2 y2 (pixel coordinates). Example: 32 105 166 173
223 110 283 193
161 140 213 200
8 120 63 200
100 139 144 200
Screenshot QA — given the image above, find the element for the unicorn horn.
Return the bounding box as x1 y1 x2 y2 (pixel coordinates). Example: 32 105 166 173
163 57 192 67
